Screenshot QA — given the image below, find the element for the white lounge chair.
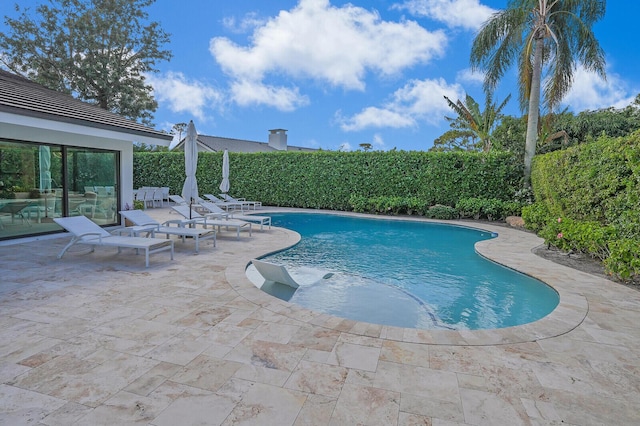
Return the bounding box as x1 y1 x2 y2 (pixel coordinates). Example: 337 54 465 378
168 194 187 205
198 201 271 230
54 216 174 267
203 194 245 211
251 259 333 289
171 205 252 239
219 193 262 210
119 209 216 253
252 259 301 288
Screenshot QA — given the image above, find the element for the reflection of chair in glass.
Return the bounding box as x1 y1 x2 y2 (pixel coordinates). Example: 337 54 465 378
100 196 118 221
21 192 57 222
0 201 32 227
76 191 99 218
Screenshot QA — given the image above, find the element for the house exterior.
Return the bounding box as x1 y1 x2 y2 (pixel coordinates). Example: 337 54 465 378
0 69 172 241
172 128 317 153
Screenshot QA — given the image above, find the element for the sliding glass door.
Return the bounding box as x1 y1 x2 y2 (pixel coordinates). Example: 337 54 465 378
0 140 120 240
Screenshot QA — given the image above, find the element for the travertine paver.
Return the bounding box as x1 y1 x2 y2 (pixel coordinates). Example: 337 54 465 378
1 207 639 425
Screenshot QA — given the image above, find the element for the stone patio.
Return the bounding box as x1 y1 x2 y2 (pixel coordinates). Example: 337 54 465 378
1 207 639 425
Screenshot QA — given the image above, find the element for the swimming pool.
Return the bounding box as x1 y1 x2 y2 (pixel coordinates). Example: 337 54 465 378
252 213 559 330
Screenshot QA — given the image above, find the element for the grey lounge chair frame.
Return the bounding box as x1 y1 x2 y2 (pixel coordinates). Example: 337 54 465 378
170 205 252 239
54 216 174 267
219 194 262 210
198 201 271 230
203 194 246 212
119 209 216 253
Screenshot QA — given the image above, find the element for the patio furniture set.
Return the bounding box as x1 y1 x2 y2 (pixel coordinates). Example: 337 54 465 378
53 192 270 268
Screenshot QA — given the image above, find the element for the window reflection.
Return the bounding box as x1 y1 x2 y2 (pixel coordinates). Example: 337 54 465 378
0 141 119 240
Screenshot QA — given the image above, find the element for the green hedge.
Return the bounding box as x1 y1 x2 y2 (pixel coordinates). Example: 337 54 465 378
528 131 640 280
134 150 522 210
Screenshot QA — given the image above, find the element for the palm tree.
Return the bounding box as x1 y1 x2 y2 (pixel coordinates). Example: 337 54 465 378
470 0 606 187
437 93 511 152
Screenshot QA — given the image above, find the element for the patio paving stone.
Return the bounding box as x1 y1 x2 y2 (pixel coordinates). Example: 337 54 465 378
0 206 638 425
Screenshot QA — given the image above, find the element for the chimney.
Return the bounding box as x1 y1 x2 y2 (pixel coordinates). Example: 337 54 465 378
268 129 288 151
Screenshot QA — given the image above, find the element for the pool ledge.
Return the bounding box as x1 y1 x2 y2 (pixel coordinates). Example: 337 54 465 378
231 211 590 346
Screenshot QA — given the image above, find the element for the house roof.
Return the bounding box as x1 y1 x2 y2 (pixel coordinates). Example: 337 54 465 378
0 69 172 142
173 134 317 153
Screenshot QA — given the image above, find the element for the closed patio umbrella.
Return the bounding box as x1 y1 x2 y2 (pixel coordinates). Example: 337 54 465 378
219 149 230 194
39 145 51 192
38 146 52 218
181 120 199 218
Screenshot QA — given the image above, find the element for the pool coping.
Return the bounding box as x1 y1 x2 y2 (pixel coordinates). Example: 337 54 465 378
230 209 589 346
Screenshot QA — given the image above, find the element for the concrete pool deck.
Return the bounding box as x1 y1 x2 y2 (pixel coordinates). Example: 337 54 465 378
1 207 639 425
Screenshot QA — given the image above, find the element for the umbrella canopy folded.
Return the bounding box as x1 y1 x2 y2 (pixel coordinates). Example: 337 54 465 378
219 149 230 194
181 120 199 207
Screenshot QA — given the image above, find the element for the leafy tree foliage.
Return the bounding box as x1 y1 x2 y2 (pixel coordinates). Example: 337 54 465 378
171 122 188 143
133 142 169 152
492 98 640 159
470 0 606 187
0 0 171 126
432 93 511 152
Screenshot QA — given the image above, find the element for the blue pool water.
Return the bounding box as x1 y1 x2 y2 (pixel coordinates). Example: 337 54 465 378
258 213 559 330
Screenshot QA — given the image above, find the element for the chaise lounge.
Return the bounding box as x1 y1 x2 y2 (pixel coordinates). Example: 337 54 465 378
198 201 271 230
171 205 252 239
219 193 262 210
54 216 174 267
203 194 246 212
119 209 216 253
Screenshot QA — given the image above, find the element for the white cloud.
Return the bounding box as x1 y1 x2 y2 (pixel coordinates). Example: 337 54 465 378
210 0 447 109
146 72 224 121
456 68 485 85
372 133 385 149
393 0 497 30
337 107 416 131
338 142 352 152
230 80 309 111
222 12 266 34
561 66 637 111
338 78 464 131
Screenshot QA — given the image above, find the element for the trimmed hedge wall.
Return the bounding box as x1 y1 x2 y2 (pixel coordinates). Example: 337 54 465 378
134 150 522 211
525 131 640 280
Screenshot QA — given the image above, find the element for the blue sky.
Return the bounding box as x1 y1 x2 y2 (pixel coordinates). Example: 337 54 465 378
3 1 639 151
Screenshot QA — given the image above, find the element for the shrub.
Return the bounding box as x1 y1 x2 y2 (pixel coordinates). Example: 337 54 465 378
456 197 484 219
521 202 551 232
530 131 640 279
605 239 640 281
540 217 614 261
406 197 429 216
349 195 369 213
456 197 523 221
425 205 458 220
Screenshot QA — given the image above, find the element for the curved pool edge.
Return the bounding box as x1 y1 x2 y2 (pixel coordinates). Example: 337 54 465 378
228 209 590 346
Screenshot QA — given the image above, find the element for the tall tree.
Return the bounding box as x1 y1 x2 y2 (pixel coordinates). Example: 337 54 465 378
0 0 171 126
432 93 511 152
470 0 606 187
171 122 188 142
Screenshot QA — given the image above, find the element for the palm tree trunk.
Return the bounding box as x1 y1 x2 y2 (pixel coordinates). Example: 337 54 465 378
524 37 544 188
